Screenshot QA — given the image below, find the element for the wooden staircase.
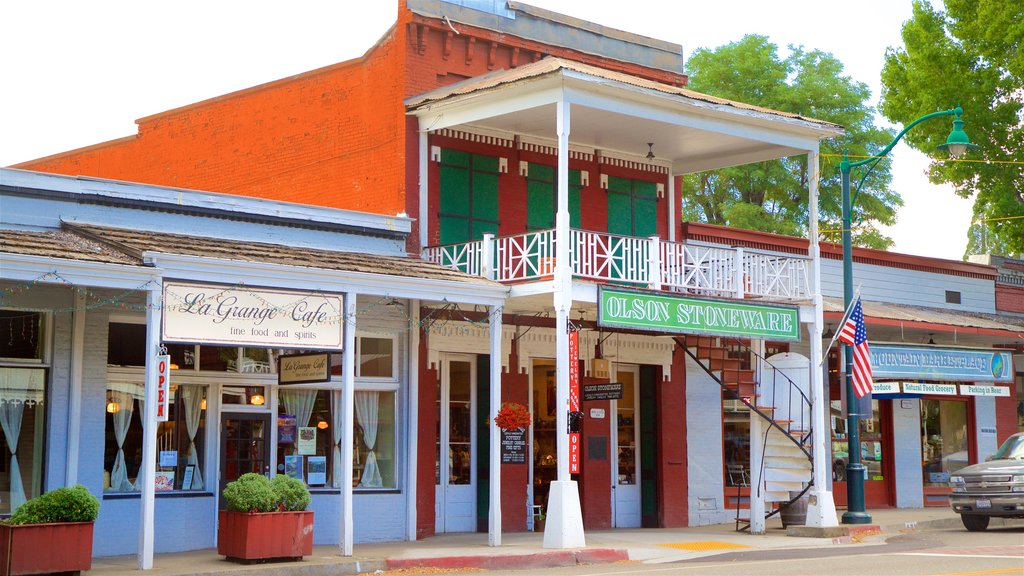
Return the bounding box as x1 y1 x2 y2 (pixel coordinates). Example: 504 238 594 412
678 335 813 531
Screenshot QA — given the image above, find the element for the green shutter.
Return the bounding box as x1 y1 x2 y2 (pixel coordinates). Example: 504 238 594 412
439 150 500 243
634 180 658 237
569 169 582 229
527 163 555 230
607 176 633 236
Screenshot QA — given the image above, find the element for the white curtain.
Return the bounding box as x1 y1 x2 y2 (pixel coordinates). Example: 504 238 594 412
0 368 43 510
280 389 317 427
180 385 205 490
109 389 136 492
331 390 343 488
355 391 382 488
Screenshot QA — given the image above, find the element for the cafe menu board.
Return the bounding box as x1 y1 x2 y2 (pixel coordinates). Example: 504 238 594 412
501 428 527 464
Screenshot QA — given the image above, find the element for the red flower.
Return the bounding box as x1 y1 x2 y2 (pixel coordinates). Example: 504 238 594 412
493 402 531 430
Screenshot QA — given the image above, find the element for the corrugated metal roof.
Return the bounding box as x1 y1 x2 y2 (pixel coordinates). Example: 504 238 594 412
62 223 502 288
406 57 842 131
824 297 1024 333
0 228 141 266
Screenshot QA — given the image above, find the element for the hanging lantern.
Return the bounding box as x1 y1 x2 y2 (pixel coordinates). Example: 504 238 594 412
250 393 265 406
106 400 120 414
317 420 329 430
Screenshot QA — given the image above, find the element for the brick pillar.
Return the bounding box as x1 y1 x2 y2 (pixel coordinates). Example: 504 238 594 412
417 334 438 539
501 343 530 531
658 343 688 526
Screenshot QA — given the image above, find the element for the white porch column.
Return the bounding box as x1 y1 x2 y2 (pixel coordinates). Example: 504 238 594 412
406 299 420 541
137 286 161 570
419 128 430 252
340 293 357 555
488 305 503 546
805 149 839 528
66 291 85 485
668 173 676 243
545 99 585 549
749 339 767 534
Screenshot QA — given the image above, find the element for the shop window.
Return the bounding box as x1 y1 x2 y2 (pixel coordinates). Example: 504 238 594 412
358 337 395 379
0 311 45 362
276 389 397 490
103 382 208 493
921 398 969 486
222 385 267 406
830 399 884 483
0 367 46 514
107 322 147 366
723 399 750 487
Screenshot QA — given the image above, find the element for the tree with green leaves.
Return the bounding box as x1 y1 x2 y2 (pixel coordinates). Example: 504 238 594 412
682 35 899 248
881 0 1023 258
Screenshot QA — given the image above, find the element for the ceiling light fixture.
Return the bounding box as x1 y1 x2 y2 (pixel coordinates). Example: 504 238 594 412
646 142 655 160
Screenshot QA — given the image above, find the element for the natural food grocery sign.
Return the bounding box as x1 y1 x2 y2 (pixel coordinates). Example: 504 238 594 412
162 282 343 349
598 287 800 341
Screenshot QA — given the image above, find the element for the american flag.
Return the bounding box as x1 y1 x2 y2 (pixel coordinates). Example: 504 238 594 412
838 298 873 398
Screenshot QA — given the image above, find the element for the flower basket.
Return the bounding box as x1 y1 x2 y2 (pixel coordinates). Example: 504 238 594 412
493 402 531 431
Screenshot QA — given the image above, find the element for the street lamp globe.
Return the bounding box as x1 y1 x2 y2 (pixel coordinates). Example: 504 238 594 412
937 106 978 158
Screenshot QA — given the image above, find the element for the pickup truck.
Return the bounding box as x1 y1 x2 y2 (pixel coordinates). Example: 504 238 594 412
948 432 1024 531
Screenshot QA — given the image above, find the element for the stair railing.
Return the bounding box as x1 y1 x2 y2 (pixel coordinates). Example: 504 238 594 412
675 335 814 530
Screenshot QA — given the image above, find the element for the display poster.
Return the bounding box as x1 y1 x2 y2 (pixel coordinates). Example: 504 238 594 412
501 428 527 464
181 465 195 490
154 471 175 491
278 415 297 444
284 455 304 480
297 427 317 455
159 450 178 468
307 456 327 485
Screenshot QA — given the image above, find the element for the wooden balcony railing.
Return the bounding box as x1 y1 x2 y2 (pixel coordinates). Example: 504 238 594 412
422 228 811 300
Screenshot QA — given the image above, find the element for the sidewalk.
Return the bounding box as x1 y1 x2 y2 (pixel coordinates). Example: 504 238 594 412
87 508 1022 575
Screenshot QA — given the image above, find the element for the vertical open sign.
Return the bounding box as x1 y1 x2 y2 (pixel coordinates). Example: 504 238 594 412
568 331 580 474
156 354 170 422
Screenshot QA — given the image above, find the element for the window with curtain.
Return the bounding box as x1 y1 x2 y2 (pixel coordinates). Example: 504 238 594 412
1 310 48 515
103 382 207 492
275 388 397 490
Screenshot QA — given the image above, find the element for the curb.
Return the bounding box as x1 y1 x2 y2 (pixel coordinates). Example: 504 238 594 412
385 548 629 571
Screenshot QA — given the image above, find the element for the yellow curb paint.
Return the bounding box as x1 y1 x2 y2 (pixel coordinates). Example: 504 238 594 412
658 541 751 551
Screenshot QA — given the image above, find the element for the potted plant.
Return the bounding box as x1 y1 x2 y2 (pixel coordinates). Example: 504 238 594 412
218 473 313 563
0 484 100 575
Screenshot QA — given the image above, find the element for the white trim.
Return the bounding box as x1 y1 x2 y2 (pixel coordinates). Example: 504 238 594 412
340 293 356 556
426 322 514 372
66 293 85 485
1 253 160 290
406 300 420 541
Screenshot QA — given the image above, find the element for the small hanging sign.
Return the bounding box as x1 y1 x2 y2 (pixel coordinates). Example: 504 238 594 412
155 354 170 422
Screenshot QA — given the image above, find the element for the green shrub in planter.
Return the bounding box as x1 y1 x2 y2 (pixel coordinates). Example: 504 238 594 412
271 475 310 512
8 485 100 525
222 473 277 513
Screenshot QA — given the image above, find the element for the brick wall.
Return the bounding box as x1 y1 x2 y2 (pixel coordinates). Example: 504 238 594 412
996 284 1024 314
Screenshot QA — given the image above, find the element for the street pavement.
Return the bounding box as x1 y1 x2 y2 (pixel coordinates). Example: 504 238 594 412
87 508 1024 575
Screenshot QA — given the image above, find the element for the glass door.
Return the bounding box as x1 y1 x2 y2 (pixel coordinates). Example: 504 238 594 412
219 412 270 508
435 354 476 532
921 397 971 506
613 365 641 527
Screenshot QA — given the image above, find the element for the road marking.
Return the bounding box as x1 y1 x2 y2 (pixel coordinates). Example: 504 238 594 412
658 541 751 551
898 553 1024 560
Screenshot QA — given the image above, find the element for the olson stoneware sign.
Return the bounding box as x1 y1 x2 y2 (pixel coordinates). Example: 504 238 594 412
162 282 343 349
598 287 800 341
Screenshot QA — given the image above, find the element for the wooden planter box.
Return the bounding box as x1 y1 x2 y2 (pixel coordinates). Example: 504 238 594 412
217 510 314 563
0 521 94 576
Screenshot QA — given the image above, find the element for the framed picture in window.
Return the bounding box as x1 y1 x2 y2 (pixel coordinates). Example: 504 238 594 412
181 465 195 491
285 454 304 481
154 471 175 492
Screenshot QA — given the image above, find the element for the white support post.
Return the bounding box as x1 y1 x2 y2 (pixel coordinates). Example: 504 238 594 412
749 339 767 534
545 99 585 550
482 233 495 280
734 246 745 299
66 291 85 485
419 129 430 252
406 299 420 541
668 174 676 243
137 287 161 570
488 305 503 546
340 293 357 555
804 149 839 527
648 235 661 290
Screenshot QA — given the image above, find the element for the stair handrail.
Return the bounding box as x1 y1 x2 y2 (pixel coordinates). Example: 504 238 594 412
675 335 815 530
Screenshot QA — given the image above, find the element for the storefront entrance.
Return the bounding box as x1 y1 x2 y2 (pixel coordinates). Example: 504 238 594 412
612 365 640 527
435 354 477 532
921 397 972 506
830 399 893 508
219 411 271 506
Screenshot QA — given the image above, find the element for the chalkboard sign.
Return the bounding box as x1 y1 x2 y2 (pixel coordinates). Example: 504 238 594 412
501 428 527 464
582 382 624 401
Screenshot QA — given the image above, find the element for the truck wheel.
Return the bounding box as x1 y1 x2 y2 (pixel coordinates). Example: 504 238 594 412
961 515 989 532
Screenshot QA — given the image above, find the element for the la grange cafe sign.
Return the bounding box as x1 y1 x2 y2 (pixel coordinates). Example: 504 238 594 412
162 282 343 349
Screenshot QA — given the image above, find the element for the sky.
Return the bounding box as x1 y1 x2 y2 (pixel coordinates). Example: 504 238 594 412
0 1 974 260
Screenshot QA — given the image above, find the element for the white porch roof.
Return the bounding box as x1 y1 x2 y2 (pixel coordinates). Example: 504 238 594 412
406 57 844 173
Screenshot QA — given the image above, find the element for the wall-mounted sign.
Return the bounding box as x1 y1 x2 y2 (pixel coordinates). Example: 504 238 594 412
902 382 957 395
598 287 800 341
279 352 332 385
870 382 901 394
589 408 606 419
959 384 1011 397
870 345 1013 382
501 428 527 464
582 382 624 401
155 354 170 422
162 282 343 349
568 331 581 475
